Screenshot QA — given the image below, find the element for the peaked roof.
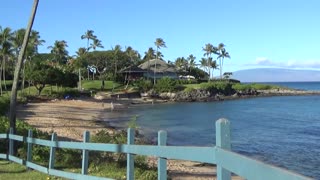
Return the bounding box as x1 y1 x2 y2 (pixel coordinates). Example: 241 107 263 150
138 59 177 73
118 66 146 73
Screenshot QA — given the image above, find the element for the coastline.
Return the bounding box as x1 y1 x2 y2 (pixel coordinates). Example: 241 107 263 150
15 89 319 179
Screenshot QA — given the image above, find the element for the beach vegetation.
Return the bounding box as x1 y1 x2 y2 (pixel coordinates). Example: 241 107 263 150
154 77 177 93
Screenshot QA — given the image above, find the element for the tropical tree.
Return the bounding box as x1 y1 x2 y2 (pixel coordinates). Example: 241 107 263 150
0 26 13 92
81 30 97 51
143 47 156 62
124 46 140 89
175 57 187 72
90 39 104 50
14 29 45 90
154 38 166 85
200 57 218 82
203 43 218 59
187 54 196 72
9 0 39 151
47 40 68 64
217 43 230 79
112 45 122 79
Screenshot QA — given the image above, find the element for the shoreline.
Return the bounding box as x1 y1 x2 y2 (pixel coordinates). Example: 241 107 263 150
15 90 319 179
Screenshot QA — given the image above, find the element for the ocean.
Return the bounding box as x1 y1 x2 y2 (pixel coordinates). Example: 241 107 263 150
105 82 320 179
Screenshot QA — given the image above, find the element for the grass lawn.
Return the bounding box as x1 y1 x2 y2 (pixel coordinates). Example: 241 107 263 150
0 160 60 180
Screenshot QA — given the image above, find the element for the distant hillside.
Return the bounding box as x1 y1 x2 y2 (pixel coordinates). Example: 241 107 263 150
232 68 320 82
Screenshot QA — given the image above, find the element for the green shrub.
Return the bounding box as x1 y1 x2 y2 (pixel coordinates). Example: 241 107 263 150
232 83 251 91
184 87 196 93
232 83 282 91
154 77 177 93
0 96 10 116
135 79 152 92
200 82 234 95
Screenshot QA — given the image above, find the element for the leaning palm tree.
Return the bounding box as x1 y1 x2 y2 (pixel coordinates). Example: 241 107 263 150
154 38 166 85
81 30 97 51
217 43 230 79
9 0 39 149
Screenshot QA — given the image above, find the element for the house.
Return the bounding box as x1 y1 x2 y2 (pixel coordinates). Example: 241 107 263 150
119 59 178 81
138 59 178 79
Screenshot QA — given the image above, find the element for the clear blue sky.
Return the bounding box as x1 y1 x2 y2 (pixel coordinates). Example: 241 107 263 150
1 0 320 75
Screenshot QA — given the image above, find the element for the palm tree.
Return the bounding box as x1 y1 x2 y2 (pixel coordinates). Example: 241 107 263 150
217 43 230 79
187 54 196 72
208 58 219 80
81 30 97 51
154 38 166 85
112 45 122 79
90 39 104 50
76 47 87 57
9 0 40 151
200 58 209 81
48 40 68 64
175 57 187 72
143 47 156 61
16 30 44 91
124 46 139 89
0 26 13 92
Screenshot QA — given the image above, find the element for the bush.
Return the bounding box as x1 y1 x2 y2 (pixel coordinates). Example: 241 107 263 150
135 79 152 92
232 83 282 91
200 82 235 95
0 117 51 164
0 96 10 116
154 77 177 93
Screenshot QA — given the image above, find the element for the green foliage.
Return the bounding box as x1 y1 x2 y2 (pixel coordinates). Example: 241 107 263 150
0 117 51 164
184 87 196 93
135 79 152 92
232 83 283 91
177 79 197 85
154 77 177 93
82 80 121 91
127 115 139 129
25 61 78 95
0 160 56 180
189 67 208 80
200 81 234 95
0 96 10 115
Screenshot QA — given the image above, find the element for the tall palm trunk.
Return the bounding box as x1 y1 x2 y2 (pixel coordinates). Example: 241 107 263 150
0 60 2 96
219 58 222 79
154 47 158 85
9 0 39 149
3 56 7 90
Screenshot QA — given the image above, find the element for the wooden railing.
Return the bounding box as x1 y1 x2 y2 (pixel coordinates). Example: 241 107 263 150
0 119 312 180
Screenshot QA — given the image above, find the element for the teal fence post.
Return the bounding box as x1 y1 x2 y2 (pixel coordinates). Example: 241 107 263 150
158 130 167 180
27 129 33 169
82 131 90 175
9 128 13 156
49 133 57 170
127 128 135 180
216 118 232 180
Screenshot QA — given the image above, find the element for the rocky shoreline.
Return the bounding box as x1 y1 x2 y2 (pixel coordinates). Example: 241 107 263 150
152 89 320 102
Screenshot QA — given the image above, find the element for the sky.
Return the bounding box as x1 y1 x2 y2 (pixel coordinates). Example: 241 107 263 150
1 0 320 76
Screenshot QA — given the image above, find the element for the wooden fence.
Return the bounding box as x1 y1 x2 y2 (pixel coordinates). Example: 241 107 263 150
0 119 312 180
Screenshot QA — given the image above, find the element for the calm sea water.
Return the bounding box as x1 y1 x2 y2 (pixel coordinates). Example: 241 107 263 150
261 81 320 91
105 82 320 179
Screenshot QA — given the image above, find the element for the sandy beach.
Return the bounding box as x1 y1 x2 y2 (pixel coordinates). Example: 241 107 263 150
16 97 244 180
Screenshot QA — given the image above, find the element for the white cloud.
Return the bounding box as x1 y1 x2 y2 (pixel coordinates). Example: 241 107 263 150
250 58 320 69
